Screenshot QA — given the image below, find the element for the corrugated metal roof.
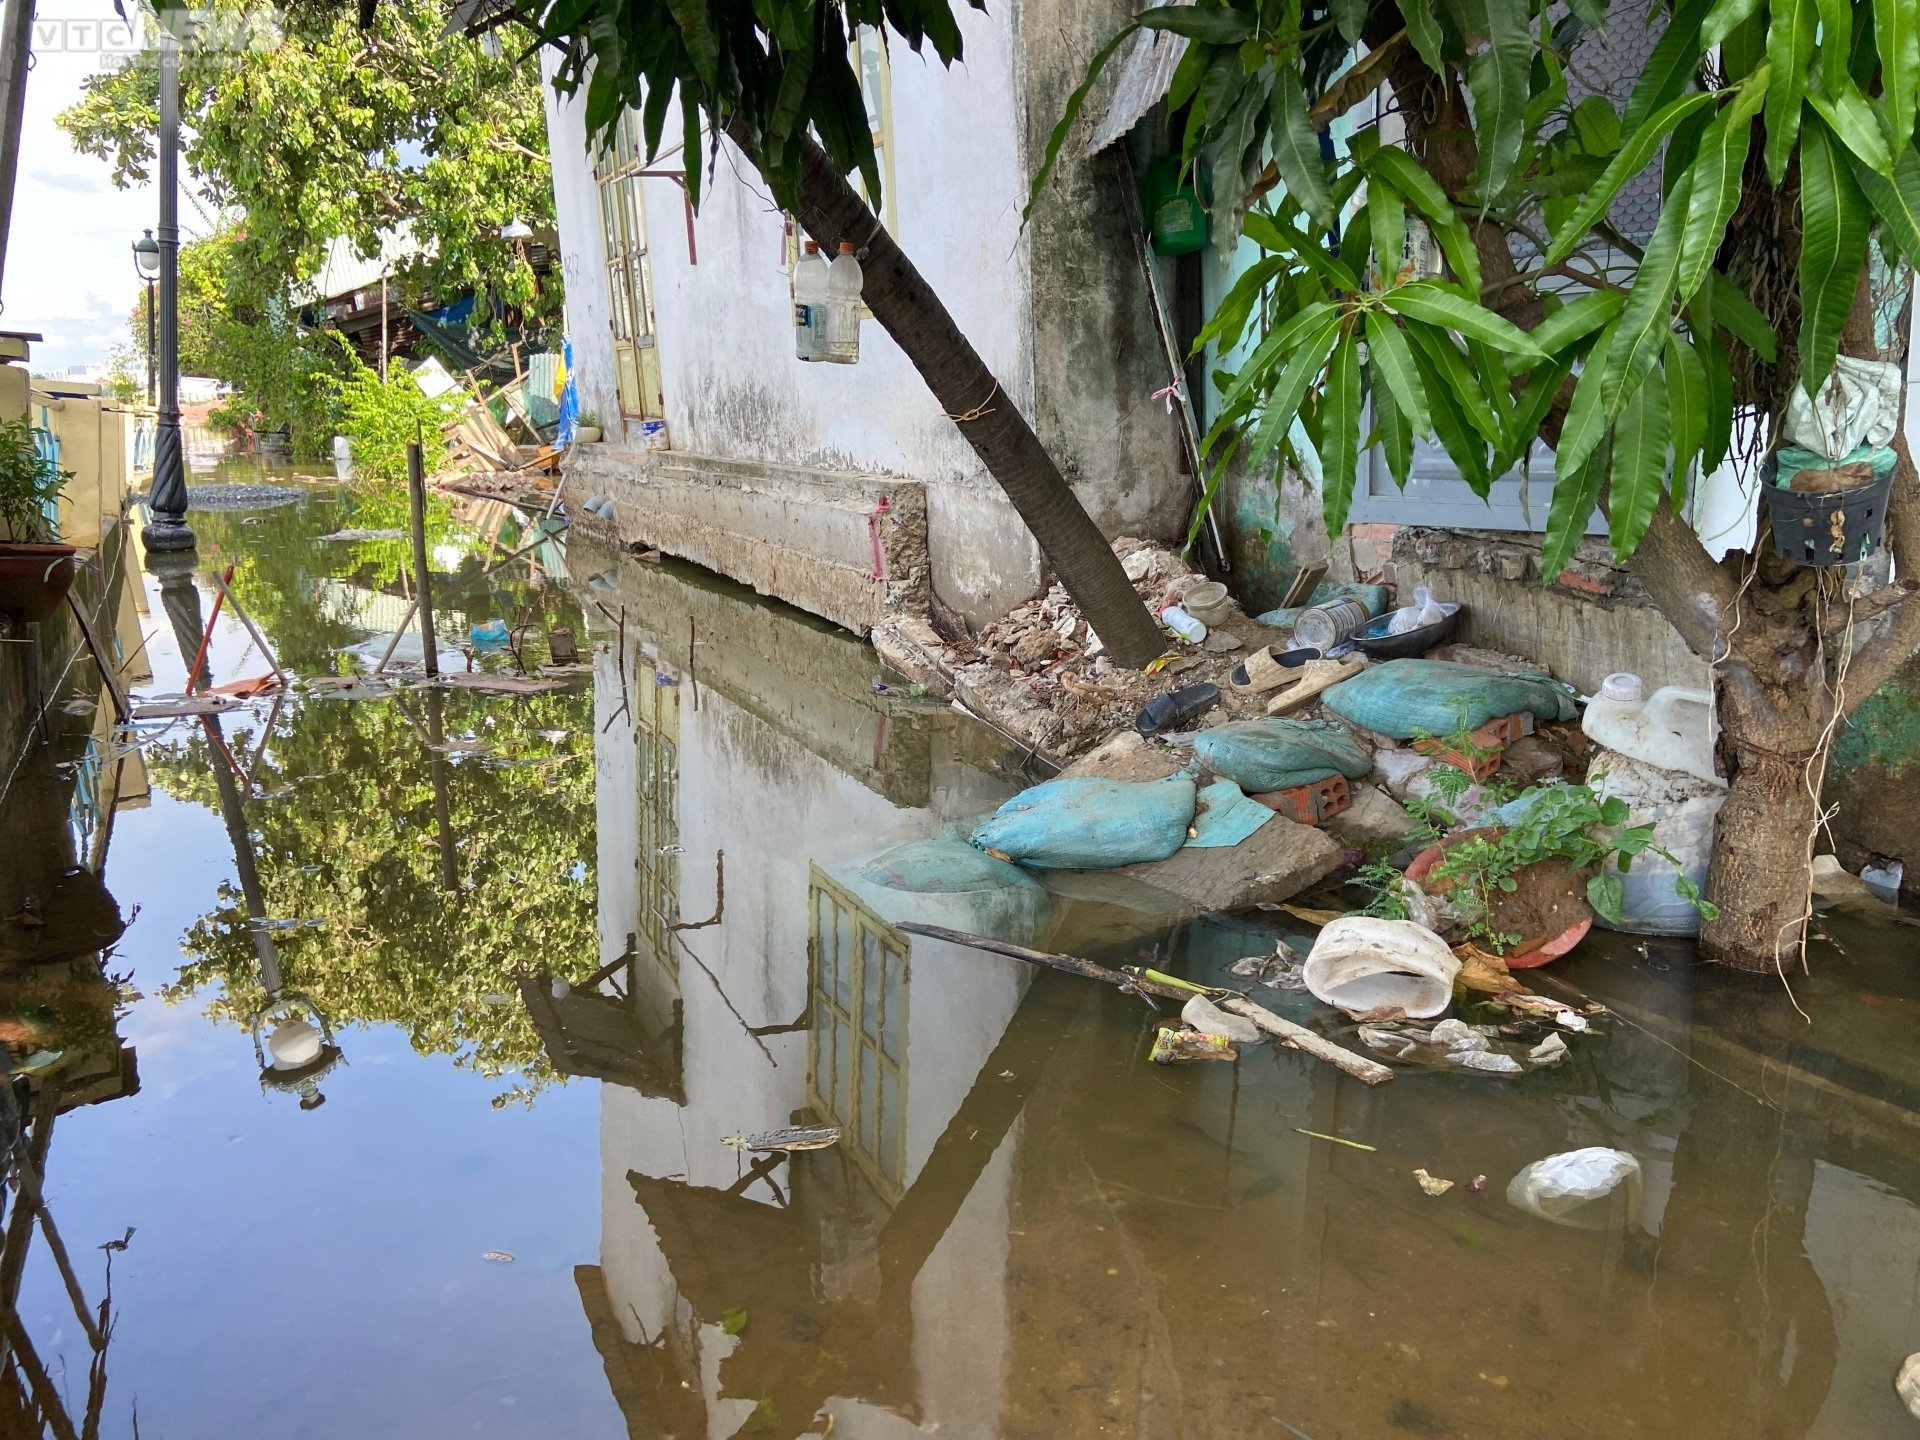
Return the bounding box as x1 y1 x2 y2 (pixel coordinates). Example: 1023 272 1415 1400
1083 0 1195 156
301 223 424 302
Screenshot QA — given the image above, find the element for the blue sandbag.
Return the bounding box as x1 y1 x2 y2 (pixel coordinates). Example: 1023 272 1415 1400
1321 659 1576 740
1773 443 1897 488
970 775 1196 870
1192 718 1372 792
1185 781 1275 848
845 835 1051 942
1255 583 1390 629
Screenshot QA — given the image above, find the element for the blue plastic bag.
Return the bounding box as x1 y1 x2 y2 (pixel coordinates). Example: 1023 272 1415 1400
971 775 1196 870
1192 718 1372 793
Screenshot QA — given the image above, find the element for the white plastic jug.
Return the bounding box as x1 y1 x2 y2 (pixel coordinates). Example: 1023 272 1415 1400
1588 746 1726 936
1582 673 1722 787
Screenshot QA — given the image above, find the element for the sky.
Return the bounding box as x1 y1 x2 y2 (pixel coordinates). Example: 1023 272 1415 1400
4 0 203 373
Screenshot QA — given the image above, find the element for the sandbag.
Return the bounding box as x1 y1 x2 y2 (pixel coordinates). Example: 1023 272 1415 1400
845 836 1050 942
970 775 1196 870
1322 659 1576 740
1192 717 1372 792
1185 781 1275 849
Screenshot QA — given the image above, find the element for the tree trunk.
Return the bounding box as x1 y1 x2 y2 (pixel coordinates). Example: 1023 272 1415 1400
722 116 1165 669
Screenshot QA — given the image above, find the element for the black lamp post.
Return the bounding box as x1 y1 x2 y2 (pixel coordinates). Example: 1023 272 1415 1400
132 229 157 407
142 21 193 555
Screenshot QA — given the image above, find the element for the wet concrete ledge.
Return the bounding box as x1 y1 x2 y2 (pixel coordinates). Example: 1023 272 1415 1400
562 445 929 637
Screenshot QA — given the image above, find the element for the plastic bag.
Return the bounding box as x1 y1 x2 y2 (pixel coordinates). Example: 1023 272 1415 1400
1385 585 1448 635
1191 718 1372 793
1322 659 1577 740
1185 781 1275 848
1781 355 1900 458
1507 1147 1642 1229
970 775 1196 870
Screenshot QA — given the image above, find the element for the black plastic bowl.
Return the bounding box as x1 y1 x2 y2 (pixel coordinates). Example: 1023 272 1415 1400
1355 608 1461 660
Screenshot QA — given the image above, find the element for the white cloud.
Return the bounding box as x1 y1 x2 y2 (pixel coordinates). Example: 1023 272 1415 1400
5 0 158 371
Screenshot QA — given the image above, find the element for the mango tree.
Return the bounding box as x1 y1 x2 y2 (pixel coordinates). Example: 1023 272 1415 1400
1037 0 1920 971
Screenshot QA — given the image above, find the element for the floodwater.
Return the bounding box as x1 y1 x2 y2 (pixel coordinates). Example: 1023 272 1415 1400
5 465 1920 1439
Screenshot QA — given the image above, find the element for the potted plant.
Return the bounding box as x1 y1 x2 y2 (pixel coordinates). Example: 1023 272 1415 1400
1401 779 1718 965
0 415 76 624
573 410 603 445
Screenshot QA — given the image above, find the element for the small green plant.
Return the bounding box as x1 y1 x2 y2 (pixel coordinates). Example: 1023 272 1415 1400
0 416 71 542
1355 860 1413 920
577 409 601 428
330 362 462 486
1425 778 1719 950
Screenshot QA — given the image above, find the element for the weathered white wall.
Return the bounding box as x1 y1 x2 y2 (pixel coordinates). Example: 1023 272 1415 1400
539 55 624 442
542 7 1192 627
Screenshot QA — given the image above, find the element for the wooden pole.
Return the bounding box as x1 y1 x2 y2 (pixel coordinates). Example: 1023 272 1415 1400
406 438 438 678
893 921 1394 1086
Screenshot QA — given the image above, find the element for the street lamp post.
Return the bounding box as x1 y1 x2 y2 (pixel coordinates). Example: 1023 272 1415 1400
142 21 193 555
132 230 157 407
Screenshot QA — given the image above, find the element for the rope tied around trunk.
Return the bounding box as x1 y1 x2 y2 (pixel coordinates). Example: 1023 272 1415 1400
945 381 999 424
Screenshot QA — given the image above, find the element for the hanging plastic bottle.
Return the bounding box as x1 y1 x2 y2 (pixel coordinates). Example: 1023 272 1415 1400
794 241 828 362
824 241 863 365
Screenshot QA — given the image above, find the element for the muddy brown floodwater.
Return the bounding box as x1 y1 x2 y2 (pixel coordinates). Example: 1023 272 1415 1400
3 471 1920 1439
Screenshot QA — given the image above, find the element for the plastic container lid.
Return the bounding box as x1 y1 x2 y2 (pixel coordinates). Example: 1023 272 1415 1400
1598 672 1644 702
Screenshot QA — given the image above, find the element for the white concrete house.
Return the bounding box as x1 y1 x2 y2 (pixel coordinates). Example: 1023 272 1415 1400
539 1 1193 635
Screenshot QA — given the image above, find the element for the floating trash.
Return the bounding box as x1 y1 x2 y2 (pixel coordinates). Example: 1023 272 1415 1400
721 1126 842 1153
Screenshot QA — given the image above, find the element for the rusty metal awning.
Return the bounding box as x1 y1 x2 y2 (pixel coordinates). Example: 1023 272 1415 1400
1082 0 1195 157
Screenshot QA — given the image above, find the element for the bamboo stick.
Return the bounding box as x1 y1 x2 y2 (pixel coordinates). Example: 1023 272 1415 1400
893 922 1393 1085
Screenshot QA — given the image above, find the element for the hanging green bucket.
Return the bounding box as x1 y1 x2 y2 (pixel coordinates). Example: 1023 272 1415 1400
1142 158 1209 256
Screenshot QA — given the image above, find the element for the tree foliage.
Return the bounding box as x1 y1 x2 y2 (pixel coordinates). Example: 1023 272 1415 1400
524 0 981 210
145 502 598 1094
1040 0 1918 574
61 0 558 449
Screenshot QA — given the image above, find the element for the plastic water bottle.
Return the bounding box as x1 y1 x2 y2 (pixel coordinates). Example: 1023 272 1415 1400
1160 605 1207 643
824 241 863 365
794 241 828 362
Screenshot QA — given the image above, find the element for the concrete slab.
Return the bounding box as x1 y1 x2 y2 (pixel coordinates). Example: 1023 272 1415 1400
1100 815 1344 913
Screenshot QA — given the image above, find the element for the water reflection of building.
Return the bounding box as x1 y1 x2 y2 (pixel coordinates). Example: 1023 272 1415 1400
530 545 1034 1438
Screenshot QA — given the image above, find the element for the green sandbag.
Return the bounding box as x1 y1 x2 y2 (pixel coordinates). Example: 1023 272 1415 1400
1191 718 1373 792
970 775 1197 870
1774 443 1897 488
1320 659 1575 740
845 835 1051 942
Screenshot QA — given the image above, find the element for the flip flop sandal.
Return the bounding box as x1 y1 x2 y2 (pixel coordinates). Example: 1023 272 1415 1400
1264 656 1368 715
1228 645 1322 693
1134 681 1221 736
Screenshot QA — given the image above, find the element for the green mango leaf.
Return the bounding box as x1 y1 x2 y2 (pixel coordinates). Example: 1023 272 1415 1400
1608 379 1671 564
1408 341 1494 492
1702 0 1764 50
1382 280 1546 355
1541 435 1608 582
1464 0 1533 197
1332 0 1370 43
1138 5 1259 42
1675 70 1767 301
1599 169 1692 418
1512 290 1625 369
1398 0 1449 74
1665 330 1708 511
1808 77 1894 176
1552 321 1617 479
1697 327 1734 471
1211 75 1273 243
1363 309 1433 436
1369 175 1407 287
1373 370 1416 488
1499 353 1576 474
1248 311 1344 461
1268 68 1338 230
1166 37 1214 111
1214 299 1340 416
1699 271 1780 359
1364 147 1482 297
1321 333 1364 534
1623 0 1715 134
1544 92 1717 267
1763 0 1817 185
720 1307 749 1335
1405 320 1504 443
1797 113 1872 398
1850 143 1920 265
1880 0 1920 156
1809 0 1854 93
1023 20 1142 219
1243 210 1363 291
